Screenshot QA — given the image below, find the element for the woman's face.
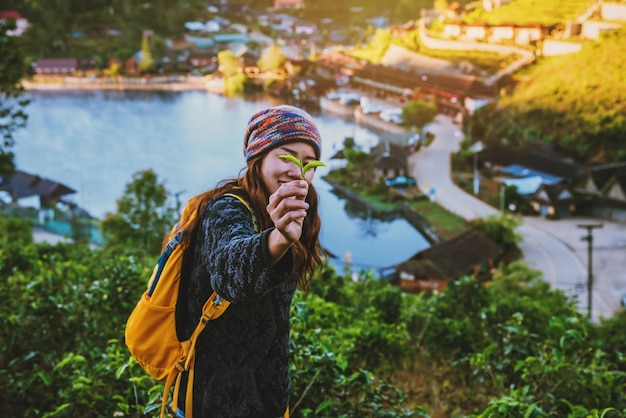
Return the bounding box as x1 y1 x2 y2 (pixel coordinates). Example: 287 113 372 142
259 141 318 194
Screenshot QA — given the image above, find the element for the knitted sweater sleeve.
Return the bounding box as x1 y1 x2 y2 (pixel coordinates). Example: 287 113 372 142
196 194 294 304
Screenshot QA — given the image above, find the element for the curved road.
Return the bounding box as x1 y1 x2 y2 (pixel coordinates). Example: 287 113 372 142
409 115 602 320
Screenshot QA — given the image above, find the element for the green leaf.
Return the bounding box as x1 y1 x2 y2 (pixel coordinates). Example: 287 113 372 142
315 400 333 413
302 160 326 176
278 154 302 167
115 363 128 379
279 154 325 180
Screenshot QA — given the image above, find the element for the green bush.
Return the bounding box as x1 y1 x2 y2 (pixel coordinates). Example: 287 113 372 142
1 219 624 417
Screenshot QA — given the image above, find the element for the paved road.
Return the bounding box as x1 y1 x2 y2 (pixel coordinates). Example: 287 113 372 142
409 115 620 322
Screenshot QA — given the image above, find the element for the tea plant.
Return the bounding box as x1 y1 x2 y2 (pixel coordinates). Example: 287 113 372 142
278 154 325 181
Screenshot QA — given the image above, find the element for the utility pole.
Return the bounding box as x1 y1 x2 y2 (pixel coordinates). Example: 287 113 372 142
577 223 603 318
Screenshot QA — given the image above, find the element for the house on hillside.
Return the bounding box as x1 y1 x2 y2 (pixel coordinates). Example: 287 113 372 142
476 143 586 217
370 141 410 181
443 20 549 45
189 47 217 70
464 22 489 41
0 10 29 36
482 0 513 12
77 58 98 75
573 163 626 222
395 228 503 292
213 33 250 49
274 0 304 9
0 170 76 223
479 144 584 185
529 183 576 218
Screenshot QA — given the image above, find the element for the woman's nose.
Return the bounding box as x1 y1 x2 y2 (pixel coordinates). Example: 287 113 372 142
286 164 301 179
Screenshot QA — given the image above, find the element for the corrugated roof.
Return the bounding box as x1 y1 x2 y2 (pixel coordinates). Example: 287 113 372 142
0 170 75 200
371 141 407 169
397 228 502 280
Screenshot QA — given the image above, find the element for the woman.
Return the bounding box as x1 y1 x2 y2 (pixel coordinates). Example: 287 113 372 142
171 105 325 418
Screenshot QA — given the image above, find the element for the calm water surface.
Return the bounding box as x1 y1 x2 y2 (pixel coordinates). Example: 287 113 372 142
14 89 430 272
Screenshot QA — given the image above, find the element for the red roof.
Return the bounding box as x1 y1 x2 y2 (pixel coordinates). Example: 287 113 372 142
0 10 23 20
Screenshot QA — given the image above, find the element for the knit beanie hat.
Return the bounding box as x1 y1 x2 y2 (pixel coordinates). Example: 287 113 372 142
243 105 322 162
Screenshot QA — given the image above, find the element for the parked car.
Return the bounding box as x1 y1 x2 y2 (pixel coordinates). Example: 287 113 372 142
339 93 360 105
362 103 384 114
380 107 403 123
325 91 342 100
385 175 417 188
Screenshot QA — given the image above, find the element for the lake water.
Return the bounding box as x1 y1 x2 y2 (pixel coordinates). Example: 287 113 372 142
13 89 431 273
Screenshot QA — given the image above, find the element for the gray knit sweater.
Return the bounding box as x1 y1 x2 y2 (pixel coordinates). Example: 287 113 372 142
177 193 297 418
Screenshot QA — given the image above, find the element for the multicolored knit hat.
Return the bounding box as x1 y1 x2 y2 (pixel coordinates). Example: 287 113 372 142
243 105 322 162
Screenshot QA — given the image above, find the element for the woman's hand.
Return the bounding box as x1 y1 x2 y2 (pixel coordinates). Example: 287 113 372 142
267 180 309 242
266 180 309 264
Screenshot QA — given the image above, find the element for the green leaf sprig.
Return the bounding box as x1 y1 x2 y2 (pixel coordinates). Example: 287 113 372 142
278 154 326 181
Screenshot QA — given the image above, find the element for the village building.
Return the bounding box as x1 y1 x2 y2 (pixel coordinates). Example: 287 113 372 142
273 0 305 9
0 10 29 36
370 140 411 181
34 59 78 75
573 163 626 223
0 170 76 223
395 228 503 293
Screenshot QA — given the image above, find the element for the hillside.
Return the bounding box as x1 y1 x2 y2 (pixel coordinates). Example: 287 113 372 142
473 26 626 163
466 0 596 25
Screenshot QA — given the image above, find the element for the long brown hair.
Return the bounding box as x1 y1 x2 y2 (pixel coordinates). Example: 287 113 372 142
163 158 324 290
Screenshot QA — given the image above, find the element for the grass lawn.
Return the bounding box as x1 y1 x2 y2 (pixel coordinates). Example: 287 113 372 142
409 199 467 239
324 171 467 240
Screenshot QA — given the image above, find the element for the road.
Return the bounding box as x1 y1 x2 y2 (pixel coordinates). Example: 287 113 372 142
409 115 618 322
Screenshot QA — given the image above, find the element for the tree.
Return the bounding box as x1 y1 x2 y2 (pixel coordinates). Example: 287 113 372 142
100 169 177 255
468 214 522 256
0 20 29 176
257 45 287 73
217 49 241 77
402 100 437 131
434 0 450 14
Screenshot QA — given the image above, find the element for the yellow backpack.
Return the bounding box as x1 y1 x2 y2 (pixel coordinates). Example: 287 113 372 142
124 192 257 418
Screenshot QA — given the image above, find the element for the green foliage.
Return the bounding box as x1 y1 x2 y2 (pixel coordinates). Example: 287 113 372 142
217 49 241 78
0 223 625 417
0 20 29 176
100 169 177 256
68 212 91 245
290 270 422 416
0 233 154 416
465 0 595 26
468 214 521 255
402 100 438 131
0 214 33 247
257 45 288 73
476 27 626 163
224 72 248 95
343 147 375 186
343 136 356 150
351 28 393 64
278 154 326 181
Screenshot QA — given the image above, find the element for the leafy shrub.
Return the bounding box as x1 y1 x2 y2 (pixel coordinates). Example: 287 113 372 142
1 221 624 417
